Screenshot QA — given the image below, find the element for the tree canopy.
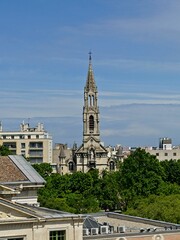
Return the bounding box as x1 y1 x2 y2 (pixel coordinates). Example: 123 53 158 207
33 163 53 179
125 194 180 224
33 149 180 223
0 145 12 156
119 148 165 206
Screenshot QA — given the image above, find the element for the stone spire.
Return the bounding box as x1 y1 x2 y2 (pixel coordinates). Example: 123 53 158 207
83 52 100 142
75 53 109 173
85 52 97 92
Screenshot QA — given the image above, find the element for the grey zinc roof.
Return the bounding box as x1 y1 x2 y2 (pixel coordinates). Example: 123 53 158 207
25 205 80 219
83 216 102 229
0 198 81 220
9 155 45 184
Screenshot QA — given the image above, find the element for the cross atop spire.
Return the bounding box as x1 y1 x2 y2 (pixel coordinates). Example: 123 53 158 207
89 51 92 62
85 51 96 92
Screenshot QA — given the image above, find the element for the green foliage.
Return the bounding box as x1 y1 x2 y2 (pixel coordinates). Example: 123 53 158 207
124 194 180 224
160 159 180 185
38 168 122 213
32 163 53 179
66 193 99 213
0 145 12 156
38 196 74 212
69 171 93 193
99 171 121 211
156 182 180 195
36 149 180 222
119 148 165 205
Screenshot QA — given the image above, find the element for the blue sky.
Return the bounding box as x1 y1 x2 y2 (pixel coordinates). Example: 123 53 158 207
1 0 180 147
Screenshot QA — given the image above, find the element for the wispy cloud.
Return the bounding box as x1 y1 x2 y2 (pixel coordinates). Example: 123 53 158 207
102 123 160 137
0 89 83 118
1 87 180 118
79 1 180 42
97 59 180 72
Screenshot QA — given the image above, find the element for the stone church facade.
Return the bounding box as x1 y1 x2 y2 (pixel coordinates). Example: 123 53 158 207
53 54 116 174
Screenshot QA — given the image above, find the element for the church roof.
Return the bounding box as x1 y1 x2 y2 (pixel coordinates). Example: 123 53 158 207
85 52 97 92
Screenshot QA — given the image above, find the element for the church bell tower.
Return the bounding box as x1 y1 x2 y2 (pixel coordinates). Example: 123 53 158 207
83 52 100 143
75 53 108 173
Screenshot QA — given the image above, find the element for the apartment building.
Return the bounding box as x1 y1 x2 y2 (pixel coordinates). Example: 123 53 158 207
0 122 52 164
145 137 180 161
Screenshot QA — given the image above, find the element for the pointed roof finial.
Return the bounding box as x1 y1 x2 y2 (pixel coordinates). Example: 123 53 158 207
89 51 92 62
85 51 96 91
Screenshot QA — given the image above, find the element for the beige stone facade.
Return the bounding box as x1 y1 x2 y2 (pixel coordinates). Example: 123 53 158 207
0 122 52 164
0 197 83 240
145 148 180 161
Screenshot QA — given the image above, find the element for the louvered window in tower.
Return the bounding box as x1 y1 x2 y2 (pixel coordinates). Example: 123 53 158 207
88 95 91 106
88 95 95 106
89 115 94 132
92 95 94 106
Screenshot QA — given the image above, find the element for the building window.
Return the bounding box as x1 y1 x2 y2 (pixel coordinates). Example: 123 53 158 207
92 95 94 106
29 150 43 157
89 115 94 132
156 153 159 156
164 153 168 156
29 142 43 148
88 95 91 106
21 150 25 156
69 162 74 171
50 230 66 240
110 161 115 171
21 143 25 148
36 135 39 139
173 152 177 156
3 142 16 149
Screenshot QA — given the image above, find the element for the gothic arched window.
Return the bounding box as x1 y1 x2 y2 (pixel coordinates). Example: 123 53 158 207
92 95 94 106
88 95 91 106
69 162 74 171
89 115 94 132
